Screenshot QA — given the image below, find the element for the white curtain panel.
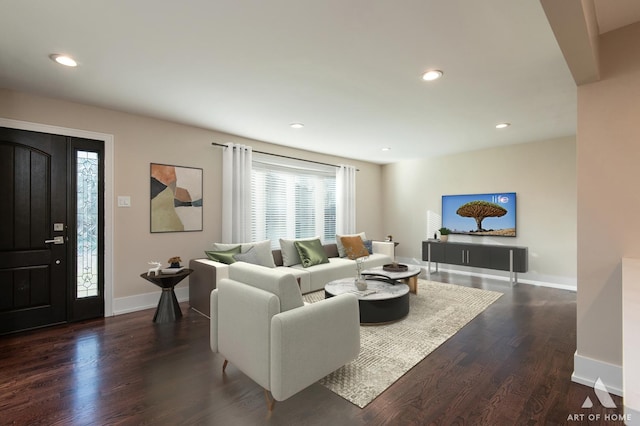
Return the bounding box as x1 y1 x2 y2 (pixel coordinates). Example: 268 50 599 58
336 164 357 234
222 143 253 243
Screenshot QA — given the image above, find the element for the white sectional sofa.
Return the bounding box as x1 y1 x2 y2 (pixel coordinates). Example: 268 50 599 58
189 240 394 317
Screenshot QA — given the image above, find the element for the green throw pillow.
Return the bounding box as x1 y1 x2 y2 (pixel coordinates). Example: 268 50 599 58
294 239 329 268
205 245 241 264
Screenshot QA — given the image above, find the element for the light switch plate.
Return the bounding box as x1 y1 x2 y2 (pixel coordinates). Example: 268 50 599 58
117 196 131 207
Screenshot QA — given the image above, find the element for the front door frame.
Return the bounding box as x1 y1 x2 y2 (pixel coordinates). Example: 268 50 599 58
0 117 114 316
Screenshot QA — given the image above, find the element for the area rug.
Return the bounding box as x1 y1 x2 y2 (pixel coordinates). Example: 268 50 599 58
303 279 502 408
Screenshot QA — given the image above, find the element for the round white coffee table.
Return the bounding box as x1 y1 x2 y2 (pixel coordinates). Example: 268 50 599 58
324 278 409 324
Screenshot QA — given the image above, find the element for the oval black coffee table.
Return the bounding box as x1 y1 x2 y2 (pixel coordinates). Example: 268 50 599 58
324 278 410 324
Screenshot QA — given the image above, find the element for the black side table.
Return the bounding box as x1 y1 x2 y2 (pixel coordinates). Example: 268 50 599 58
140 269 193 323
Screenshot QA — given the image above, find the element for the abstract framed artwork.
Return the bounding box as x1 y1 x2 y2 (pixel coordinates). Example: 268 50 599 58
150 163 203 233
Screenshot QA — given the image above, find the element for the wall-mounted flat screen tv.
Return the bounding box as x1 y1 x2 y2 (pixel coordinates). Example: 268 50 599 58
442 192 516 237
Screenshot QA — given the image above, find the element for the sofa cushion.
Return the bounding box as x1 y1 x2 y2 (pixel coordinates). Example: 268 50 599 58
228 262 304 312
294 239 330 268
279 236 319 266
205 245 241 264
340 235 369 259
360 253 392 269
213 239 276 268
291 258 356 292
336 232 367 257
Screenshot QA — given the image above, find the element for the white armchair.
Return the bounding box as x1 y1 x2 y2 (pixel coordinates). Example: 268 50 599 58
210 262 360 410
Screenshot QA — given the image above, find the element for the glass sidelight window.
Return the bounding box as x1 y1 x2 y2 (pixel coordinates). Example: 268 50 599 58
76 150 99 298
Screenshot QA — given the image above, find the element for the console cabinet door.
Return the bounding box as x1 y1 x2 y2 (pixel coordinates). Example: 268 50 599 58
430 242 446 262
444 243 489 267
489 247 511 271
444 244 467 266
489 246 528 272
466 245 490 268
422 241 446 262
514 248 528 272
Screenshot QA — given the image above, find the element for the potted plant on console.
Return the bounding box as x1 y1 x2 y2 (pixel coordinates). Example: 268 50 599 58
438 227 452 242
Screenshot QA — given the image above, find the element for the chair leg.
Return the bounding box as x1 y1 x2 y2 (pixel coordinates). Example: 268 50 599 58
264 389 276 411
221 360 274 410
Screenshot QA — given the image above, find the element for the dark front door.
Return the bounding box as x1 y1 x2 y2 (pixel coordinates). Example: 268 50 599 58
0 127 104 334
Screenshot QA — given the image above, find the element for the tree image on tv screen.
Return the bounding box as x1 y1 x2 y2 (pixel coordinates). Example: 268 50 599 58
456 200 507 232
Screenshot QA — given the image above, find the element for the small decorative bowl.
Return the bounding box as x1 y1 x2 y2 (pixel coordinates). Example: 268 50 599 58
383 263 408 272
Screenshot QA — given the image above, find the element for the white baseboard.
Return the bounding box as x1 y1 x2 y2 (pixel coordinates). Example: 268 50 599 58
397 256 577 291
572 351 623 397
625 406 640 426
111 286 189 316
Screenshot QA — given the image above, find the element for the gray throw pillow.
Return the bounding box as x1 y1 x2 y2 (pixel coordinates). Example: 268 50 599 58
363 239 373 254
233 247 262 265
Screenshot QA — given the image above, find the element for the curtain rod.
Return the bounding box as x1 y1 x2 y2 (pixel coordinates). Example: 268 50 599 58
211 142 358 170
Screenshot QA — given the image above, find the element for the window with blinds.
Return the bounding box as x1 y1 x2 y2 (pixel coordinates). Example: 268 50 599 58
251 153 336 247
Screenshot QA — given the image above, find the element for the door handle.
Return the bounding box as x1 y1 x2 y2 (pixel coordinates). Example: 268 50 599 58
45 236 65 245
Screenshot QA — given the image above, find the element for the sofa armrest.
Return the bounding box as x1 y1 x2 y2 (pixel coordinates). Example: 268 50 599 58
270 294 360 401
189 259 230 317
372 240 395 259
214 279 280 391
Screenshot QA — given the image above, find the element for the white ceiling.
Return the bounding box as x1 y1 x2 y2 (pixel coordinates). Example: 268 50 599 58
0 1 638 164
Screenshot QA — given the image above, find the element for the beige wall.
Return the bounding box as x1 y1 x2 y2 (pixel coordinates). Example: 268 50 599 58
576 22 640 367
382 136 577 287
0 89 384 302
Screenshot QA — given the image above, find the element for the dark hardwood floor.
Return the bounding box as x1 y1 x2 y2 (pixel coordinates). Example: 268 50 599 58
0 273 624 425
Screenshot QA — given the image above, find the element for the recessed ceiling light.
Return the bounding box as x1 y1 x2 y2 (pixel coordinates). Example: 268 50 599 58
496 123 511 129
290 123 304 129
382 147 391 151
421 70 443 81
50 54 77 67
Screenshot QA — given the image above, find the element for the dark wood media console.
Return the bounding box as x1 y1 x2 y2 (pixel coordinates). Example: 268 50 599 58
422 240 528 285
